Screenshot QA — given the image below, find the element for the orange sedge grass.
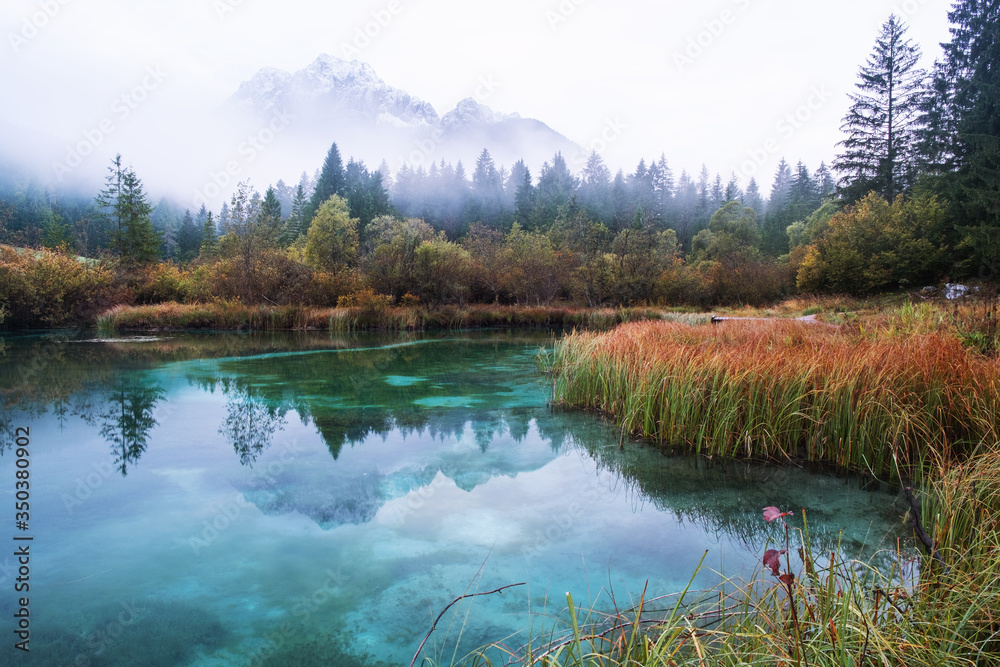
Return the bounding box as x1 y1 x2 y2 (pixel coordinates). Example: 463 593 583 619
550 319 1000 481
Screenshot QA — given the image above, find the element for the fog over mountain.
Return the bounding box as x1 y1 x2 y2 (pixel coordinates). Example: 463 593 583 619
3 53 580 211
223 54 580 199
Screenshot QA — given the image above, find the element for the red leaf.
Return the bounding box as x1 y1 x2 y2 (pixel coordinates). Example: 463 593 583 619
763 506 793 523
779 573 795 587
763 548 787 576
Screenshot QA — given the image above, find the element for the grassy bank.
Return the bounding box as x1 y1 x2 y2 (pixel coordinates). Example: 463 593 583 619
96 301 709 333
548 311 1000 480
482 302 1000 666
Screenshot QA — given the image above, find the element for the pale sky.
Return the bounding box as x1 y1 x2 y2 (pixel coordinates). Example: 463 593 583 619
0 0 954 201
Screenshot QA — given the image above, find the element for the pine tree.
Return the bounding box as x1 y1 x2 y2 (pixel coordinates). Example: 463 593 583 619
199 211 218 258
513 167 534 227
261 186 283 226
696 165 711 224
835 14 924 203
176 209 202 262
724 172 743 203
653 154 675 225
744 178 765 218
273 179 293 219
532 153 577 228
948 0 1000 231
280 183 308 246
762 159 794 255
305 142 345 225
814 162 836 198
710 173 724 212
768 159 793 214
94 155 160 265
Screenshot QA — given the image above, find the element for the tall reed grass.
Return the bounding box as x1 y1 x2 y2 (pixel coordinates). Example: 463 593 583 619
549 318 1000 481
97 302 690 333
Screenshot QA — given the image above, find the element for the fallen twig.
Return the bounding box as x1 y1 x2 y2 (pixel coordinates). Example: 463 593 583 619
409 582 526 667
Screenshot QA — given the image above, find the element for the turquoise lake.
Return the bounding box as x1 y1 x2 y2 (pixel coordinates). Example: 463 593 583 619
0 330 910 666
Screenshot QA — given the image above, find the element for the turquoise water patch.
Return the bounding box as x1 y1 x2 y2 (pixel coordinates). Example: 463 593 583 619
384 375 427 387
0 330 911 666
413 396 482 408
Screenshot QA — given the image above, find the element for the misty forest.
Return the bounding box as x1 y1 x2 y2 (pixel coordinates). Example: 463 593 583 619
0 8 997 329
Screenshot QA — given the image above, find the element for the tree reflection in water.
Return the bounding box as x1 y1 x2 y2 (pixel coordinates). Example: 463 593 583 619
95 380 166 476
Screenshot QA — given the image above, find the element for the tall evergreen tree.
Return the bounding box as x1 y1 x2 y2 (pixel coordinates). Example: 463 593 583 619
513 166 535 227
176 209 202 262
579 151 613 223
949 0 1000 230
814 162 836 198
532 152 577 229
261 186 283 227
305 142 346 225
94 154 160 265
279 183 308 246
724 172 743 203
834 14 925 203
653 154 675 225
744 177 765 218
199 211 218 258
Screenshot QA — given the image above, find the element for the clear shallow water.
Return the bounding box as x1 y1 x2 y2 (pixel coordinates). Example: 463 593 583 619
0 331 910 666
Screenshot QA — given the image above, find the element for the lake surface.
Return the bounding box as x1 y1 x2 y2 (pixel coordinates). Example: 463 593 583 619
0 330 909 666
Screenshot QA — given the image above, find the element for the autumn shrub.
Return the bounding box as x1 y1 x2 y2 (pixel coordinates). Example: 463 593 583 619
130 262 207 304
334 287 391 310
0 245 125 328
207 250 312 304
302 269 365 307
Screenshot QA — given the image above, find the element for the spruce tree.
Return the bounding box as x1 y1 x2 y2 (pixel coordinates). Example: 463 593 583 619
279 183 308 246
744 178 765 218
305 142 345 226
834 14 924 203
261 186 283 227
176 209 201 262
949 0 1000 230
95 154 160 265
199 211 218 258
